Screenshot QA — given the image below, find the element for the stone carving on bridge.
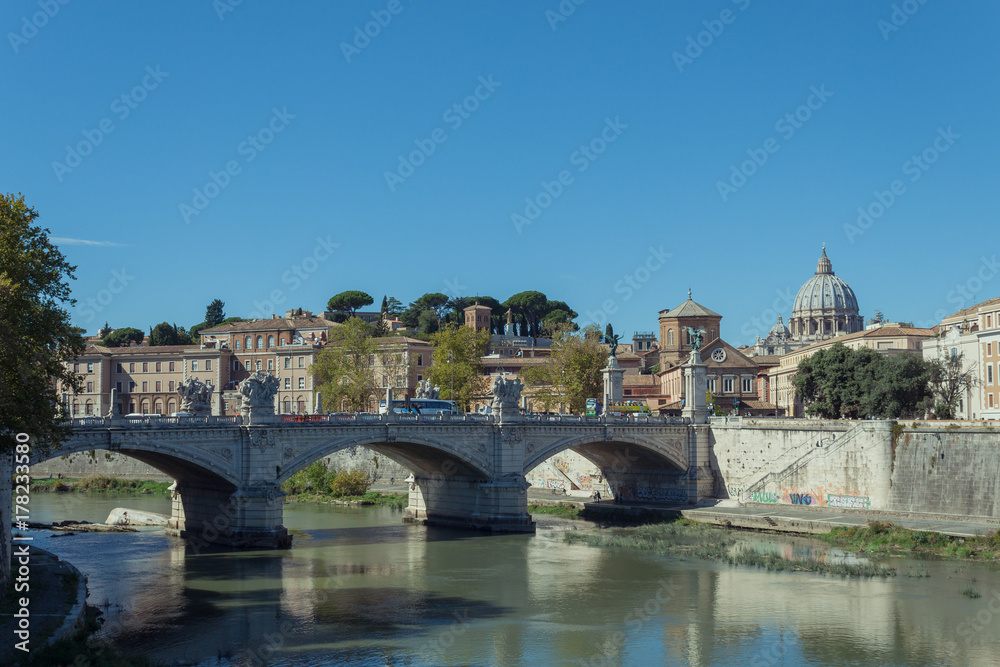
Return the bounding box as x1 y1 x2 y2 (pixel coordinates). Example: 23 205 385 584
177 377 215 415
491 375 524 411
239 371 280 409
247 428 276 453
415 380 440 399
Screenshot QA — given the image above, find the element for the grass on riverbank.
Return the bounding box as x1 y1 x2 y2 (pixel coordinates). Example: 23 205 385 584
528 502 582 519
283 490 407 508
817 520 1000 561
20 605 152 667
566 519 897 577
29 476 171 495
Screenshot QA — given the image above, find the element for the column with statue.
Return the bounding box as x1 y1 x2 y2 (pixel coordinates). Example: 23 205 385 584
601 330 625 415
681 327 709 425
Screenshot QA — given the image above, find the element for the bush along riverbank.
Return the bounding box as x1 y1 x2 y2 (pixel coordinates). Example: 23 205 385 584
29 476 171 495
817 520 1000 561
281 461 406 508
566 519 897 578
527 502 582 519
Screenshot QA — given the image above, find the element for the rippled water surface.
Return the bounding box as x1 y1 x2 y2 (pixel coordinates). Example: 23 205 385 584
29 494 1000 666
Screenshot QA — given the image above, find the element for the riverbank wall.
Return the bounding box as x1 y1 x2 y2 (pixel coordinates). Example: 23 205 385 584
710 419 1000 519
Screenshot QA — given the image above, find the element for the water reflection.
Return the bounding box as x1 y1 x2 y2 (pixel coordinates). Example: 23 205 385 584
27 495 1000 666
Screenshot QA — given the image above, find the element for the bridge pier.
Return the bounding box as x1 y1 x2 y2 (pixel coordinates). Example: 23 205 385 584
168 480 291 549
404 473 534 533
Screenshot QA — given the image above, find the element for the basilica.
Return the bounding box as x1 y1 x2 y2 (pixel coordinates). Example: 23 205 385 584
751 247 863 356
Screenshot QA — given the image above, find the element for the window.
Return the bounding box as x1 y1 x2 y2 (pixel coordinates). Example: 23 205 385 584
267 359 274 371
723 376 735 393
707 376 716 392
85 400 93 416
87 362 94 373
284 358 291 369
129 362 135 373
989 364 995 386
141 381 148 392
989 315 993 328
417 354 423 366
169 361 175 372
298 357 304 368
245 336 252 350
142 362 148 372
298 377 306 389
283 400 291 413
168 380 175 392
417 375 422 383
155 381 162 392
205 359 212 371
257 336 263 349
284 377 291 389
989 394 995 408
268 335 274 348
233 359 240 371
155 362 161 372
116 381 122 393
741 376 753 393
73 363 79 373
235 340 240 350
129 381 136 392
255 360 262 371
191 360 199 371
86 381 93 392
116 363 124 374
989 343 994 357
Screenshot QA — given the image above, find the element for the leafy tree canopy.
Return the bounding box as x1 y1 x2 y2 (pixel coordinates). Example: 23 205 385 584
327 290 374 316
426 324 491 411
0 193 85 457
205 298 226 327
149 322 191 346
521 323 605 413
102 327 144 348
312 317 379 413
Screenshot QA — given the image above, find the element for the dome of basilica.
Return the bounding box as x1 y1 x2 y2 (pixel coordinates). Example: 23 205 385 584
792 247 859 315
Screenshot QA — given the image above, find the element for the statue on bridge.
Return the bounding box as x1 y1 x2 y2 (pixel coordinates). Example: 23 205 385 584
415 379 440 400
491 374 524 411
177 377 215 414
238 371 280 409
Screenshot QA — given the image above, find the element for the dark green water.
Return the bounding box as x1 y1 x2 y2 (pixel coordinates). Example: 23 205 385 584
26 495 1000 666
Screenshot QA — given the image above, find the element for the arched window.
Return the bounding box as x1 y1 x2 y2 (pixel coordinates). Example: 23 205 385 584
267 335 274 348
85 400 93 416
283 400 291 413
72 401 80 416
154 400 162 414
256 336 263 349
245 336 252 350
168 400 176 414
235 340 240 350
667 329 674 346
140 400 149 413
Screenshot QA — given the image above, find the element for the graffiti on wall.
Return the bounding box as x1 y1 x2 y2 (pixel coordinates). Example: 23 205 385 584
544 478 566 490
748 491 779 504
576 474 594 490
726 482 747 499
617 485 687 503
826 494 871 509
552 457 571 475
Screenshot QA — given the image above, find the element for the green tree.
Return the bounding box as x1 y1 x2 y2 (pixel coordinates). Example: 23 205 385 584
926 352 978 419
402 293 450 331
417 309 440 334
380 295 388 314
1 194 86 589
149 322 180 346
426 324 491 411
312 317 379 412
326 290 374 317
102 326 144 347
384 296 403 317
205 298 226 328
522 324 605 413
504 291 547 337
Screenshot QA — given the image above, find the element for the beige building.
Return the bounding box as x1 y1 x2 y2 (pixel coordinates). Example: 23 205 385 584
769 325 934 417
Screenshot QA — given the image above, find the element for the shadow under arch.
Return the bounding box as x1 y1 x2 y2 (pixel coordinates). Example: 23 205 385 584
279 434 492 484
522 432 689 476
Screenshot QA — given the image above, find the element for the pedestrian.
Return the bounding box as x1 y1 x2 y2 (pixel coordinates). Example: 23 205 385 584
595 490 601 503
390 477 395 485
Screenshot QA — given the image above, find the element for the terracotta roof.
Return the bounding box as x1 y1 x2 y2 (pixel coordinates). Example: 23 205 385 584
85 344 205 356
200 316 337 334
739 399 779 410
752 356 781 366
660 295 721 319
943 296 1000 322
623 375 657 386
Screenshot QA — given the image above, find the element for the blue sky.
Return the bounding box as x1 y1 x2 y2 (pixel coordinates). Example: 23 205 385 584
3 1 997 343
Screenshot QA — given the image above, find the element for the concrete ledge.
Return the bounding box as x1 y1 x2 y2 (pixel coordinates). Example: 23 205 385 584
683 510 834 535
40 547 89 651
742 501 1000 525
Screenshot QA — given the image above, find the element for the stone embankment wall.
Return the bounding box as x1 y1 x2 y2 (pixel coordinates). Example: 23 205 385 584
31 446 410 483
711 419 1000 519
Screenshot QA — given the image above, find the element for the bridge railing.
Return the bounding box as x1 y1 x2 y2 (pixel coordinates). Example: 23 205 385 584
70 415 244 427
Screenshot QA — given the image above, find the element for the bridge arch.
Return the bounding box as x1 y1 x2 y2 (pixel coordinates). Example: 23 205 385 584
279 433 492 485
523 432 689 476
31 437 241 488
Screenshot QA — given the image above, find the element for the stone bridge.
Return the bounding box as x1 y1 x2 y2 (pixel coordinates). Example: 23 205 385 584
40 412 711 548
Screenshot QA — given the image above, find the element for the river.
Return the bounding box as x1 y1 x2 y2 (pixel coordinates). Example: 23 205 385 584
27 494 1000 666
